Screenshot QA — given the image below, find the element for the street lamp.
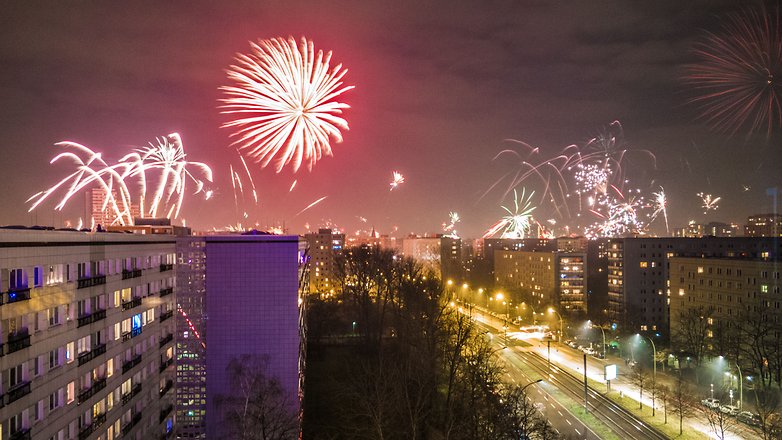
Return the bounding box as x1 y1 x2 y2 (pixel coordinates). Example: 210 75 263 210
548 307 564 343
736 362 743 410
520 379 543 393
521 302 536 325
587 320 607 359
637 334 657 416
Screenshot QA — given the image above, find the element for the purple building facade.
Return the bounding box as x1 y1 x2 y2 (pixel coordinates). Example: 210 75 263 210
204 235 307 439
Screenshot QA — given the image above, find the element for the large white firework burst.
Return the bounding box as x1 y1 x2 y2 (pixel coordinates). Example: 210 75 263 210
221 36 355 173
484 188 537 239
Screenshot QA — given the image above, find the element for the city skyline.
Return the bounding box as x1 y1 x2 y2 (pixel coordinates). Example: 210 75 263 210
2 1 780 237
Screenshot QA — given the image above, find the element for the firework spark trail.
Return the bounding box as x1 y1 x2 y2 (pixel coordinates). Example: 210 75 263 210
697 192 721 214
443 211 460 237
238 155 259 204
483 188 537 239
650 187 669 234
295 196 328 217
389 171 405 191
685 5 782 136
289 180 297 192
221 36 354 173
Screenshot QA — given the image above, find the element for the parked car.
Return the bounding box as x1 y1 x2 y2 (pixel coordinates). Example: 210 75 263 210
720 405 739 416
737 411 761 427
701 398 720 409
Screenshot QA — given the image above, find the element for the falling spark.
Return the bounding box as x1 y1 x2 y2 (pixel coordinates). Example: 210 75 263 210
221 36 354 173
238 155 259 204
743 185 751 192
295 196 328 217
289 180 298 192
389 171 405 191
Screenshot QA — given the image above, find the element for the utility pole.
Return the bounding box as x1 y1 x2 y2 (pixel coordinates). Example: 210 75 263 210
584 353 588 413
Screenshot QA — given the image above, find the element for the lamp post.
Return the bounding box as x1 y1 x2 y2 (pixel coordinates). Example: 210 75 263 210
637 334 657 416
736 362 743 410
521 302 537 325
588 320 607 359
518 379 544 439
548 307 564 343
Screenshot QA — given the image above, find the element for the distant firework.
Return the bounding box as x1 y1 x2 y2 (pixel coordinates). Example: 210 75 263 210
484 188 537 239
487 121 656 237
28 133 212 226
390 171 405 191
221 37 354 173
443 211 460 237
685 5 782 136
650 187 669 234
697 192 721 214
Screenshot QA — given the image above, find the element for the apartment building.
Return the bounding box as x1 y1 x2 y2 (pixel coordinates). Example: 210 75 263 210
303 229 344 295
401 235 462 282
0 227 176 440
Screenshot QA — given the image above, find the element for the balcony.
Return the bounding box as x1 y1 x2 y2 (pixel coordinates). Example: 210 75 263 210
121 268 142 280
121 297 142 311
159 287 173 297
7 331 31 354
77 309 107 328
160 310 173 322
159 404 173 423
77 350 94 366
159 333 173 348
159 380 173 397
9 429 31 440
121 383 142 407
6 287 30 304
121 327 142 342
122 354 142 374
121 411 143 436
6 381 31 404
77 275 106 289
78 412 106 440
77 377 106 404
159 357 173 373
160 263 174 272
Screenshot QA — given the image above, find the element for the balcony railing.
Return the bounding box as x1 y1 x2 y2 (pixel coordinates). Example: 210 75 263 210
121 383 142 406
121 269 142 280
77 377 106 404
6 287 30 304
159 287 173 297
121 411 143 436
77 350 94 366
9 428 31 440
159 380 173 397
159 357 173 373
122 354 142 374
159 404 173 423
78 412 106 440
121 327 142 342
160 263 174 272
160 310 173 322
77 275 106 289
7 332 31 354
77 309 107 328
121 297 142 311
159 333 173 348
6 381 31 404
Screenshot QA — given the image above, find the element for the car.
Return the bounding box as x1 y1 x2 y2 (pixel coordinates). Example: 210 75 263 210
720 405 739 416
737 411 761 427
701 398 720 409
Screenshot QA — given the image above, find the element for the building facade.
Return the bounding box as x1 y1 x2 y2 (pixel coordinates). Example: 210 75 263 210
204 234 307 439
745 214 782 237
401 235 462 282
304 229 344 294
0 228 176 440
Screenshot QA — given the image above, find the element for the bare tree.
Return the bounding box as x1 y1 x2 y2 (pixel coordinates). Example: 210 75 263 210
672 307 711 368
656 383 670 424
630 363 649 411
671 369 696 436
217 355 298 440
496 384 561 440
754 386 782 440
702 400 736 440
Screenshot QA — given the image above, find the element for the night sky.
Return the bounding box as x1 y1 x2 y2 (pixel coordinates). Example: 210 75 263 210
1 1 780 237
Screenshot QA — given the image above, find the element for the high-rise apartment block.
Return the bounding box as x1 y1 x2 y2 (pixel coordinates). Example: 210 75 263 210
401 235 462 282
745 214 782 237
0 228 176 440
304 229 344 294
84 188 140 228
204 234 307 439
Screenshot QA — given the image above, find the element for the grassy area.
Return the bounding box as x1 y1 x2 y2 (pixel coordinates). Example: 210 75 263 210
544 383 622 440
577 373 709 440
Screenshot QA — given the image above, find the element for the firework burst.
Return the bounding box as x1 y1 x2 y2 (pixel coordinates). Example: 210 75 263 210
483 188 537 239
28 133 212 226
389 171 405 191
697 192 721 214
443 211 460 237
649 187 669 234
221 36 354 173
685 5 782 136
